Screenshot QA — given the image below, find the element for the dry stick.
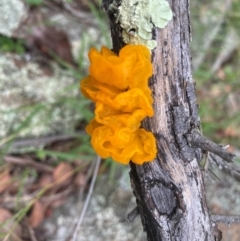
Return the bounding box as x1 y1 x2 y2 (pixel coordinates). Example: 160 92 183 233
24 218 38 241
64 162 96 241
211 214 240 224
3 226 24 241
65 162 95 240
39 188 74 226
78 159 96 203
1 195 34 210
2 167 78 241
127 206 139 222
186 130 235 163
1 189 72 210
41 0 61 12
41 187 73 204
192 0 233 70
61 0 96 25
211 29 239 73
71 155 101 241
209 153 240 182
4 156 54 173
43 0 91 22
0 132 84 151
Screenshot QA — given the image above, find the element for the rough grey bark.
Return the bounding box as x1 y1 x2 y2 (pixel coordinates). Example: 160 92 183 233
102 0 234 240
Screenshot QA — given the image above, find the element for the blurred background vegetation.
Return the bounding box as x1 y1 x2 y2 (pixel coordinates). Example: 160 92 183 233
0 0 240 240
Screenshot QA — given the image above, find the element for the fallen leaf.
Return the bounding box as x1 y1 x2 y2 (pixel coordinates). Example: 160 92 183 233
0 171 12 194
51 198 67 208
216 69 225 80
0 208 12 223
0 208 22 241
29 201 44 228
27 26 75 66
53 163 73 187
74 172 86 187
39 173 53 188
218 223 240 241
45 207 53 217
224 126 239 138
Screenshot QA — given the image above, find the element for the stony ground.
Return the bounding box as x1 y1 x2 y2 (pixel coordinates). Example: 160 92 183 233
1 1 240 241
36 163 240 241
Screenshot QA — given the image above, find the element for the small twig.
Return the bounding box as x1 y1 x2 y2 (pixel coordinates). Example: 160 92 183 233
209 153 240 182
41 0 61 12
2 225 24 241
41 187 73 204
71 155 101 241
203 152 221 181
0 132 84 151
202 151 210 180
192 0 233 70
1 195 34 209
40 188 74 222
127 206 139 222
78 159 96 203
64 161 96 241
1 188 73 210
186 130 235 163
211 29 239 73
209 169 221 181
211 214 240 224
4 156 54 173
61 1 96 25
24 218 38 241
203 151 210 172
3 233 23 241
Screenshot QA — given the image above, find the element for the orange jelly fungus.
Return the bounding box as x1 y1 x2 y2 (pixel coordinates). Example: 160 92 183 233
80 45 157 165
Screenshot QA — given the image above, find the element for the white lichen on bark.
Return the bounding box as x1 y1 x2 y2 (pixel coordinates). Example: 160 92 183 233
118 0 172 49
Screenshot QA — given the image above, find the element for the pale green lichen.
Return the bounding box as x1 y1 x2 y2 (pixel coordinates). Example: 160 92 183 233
117 0 173 50
122 30 157 50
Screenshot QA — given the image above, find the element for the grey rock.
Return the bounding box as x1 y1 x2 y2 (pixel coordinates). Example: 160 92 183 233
0 0 27 37
42 168 147 241
0 4 110 142
0 53 85 140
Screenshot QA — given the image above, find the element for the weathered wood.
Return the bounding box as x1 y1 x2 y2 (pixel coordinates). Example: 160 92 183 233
102 0 222 240
186 129 235 163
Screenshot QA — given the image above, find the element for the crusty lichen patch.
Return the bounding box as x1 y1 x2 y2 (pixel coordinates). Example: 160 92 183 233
117 0 173 49
0 0 27 37
0 54 86 140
